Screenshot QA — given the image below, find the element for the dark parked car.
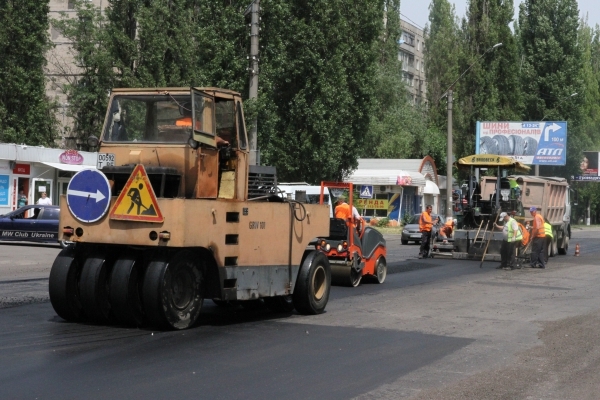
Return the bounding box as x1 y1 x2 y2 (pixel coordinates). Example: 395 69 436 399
0 205 68 247
401 214 442 245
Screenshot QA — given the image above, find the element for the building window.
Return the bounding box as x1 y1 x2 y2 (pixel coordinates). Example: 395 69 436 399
402 32 415 47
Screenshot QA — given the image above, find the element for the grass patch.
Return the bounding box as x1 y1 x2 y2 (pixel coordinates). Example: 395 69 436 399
372 226 403 235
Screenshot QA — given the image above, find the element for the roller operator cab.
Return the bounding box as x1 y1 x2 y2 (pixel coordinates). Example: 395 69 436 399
49 88 332 330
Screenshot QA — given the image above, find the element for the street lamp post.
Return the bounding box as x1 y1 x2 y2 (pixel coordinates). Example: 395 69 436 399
441 43 503 219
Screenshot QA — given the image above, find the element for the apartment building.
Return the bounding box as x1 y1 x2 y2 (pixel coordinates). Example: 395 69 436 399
399 19 426 106
46 0 105 149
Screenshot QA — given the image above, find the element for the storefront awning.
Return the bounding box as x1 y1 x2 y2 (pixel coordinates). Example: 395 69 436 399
41 162 97 172
345 169 426 187
423 180 440 194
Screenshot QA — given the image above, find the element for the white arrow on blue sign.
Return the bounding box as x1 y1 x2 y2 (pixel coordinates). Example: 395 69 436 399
360 185 373 199
66 169 112 223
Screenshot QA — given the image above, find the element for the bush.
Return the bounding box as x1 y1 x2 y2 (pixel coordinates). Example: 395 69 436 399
377 217 390 227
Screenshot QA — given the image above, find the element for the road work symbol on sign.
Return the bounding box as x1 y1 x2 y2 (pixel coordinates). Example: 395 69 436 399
109 164 164 223
360 185 373 199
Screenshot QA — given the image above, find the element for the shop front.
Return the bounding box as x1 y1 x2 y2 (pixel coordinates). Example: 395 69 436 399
0 144 97 215
344 157 441 221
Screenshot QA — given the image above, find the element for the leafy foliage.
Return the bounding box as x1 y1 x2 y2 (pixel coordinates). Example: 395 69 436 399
0 0 58 146
257 0 382 182
518 0 584 177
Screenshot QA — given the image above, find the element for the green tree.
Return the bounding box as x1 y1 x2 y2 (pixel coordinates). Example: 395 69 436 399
0 0 58 146
257 0 382 182
55 0 249 147
454 0 522 160
424 0 462 175
518 0 584 177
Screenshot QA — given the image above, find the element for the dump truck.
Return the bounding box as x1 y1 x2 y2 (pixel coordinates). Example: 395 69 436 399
480 175 572 256
431 155 572 261
49 87 332 330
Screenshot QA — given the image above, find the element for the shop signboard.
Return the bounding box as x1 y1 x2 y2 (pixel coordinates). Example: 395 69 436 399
0 175 8 206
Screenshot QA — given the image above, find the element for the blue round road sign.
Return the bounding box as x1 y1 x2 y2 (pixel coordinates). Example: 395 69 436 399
67 169 112 223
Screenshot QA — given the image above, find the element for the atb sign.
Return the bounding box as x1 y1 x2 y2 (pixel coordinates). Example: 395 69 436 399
476 121 567 166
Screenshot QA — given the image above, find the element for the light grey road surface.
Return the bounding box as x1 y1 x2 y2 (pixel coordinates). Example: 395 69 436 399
0 230 599 399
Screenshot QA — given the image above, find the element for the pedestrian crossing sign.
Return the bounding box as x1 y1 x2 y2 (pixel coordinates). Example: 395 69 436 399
109 164 164 223
360 185 373 199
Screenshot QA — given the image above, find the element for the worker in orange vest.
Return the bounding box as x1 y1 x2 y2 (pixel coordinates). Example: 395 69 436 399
334 195 352 220
438 216 455 243
529 206 546 269
418 204 433 258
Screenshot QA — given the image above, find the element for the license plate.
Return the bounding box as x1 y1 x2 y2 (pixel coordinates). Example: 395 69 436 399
97 153 115 169
411 234 421 238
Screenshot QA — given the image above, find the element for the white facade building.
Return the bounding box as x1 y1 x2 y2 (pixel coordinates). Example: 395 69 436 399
399 19 427 106
0 144 97 215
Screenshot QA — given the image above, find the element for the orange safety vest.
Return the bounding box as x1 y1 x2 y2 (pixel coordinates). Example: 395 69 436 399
419 211 433 232
335 203 352 220
518 222 530 246
440 220 454 237
533 213 545 238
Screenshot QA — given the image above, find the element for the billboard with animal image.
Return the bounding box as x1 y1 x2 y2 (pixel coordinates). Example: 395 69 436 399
476 121 567 166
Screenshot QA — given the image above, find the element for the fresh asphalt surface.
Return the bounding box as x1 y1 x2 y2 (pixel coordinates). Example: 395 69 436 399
0 230 599 399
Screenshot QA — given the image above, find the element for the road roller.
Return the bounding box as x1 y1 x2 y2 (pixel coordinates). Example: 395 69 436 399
314 182 387 287
49 87 332 330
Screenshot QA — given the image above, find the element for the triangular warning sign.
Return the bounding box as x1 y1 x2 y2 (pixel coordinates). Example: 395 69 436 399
360 186 372 198
109 165 164 223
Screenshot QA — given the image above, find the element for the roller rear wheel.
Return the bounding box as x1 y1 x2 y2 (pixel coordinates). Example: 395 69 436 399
80 256 114 324
373 256 387 284
109 257 144 326
143 251 203 330
293 251 331 315
49 247 84 322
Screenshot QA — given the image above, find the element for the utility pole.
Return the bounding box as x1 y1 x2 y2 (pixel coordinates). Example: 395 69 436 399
247 0 260 165
446 89 453 218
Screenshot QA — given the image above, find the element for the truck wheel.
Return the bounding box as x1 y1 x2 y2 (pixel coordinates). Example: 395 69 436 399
264 295 295 313
143 251 203 330
551 231 558 256
293 251 331 315
80 256 114 324
558 234 569 255
109 257 144 326
373 256 387 284
49 247 84 322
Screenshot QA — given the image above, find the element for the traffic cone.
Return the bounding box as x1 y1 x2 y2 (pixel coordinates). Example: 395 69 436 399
574 243 580 257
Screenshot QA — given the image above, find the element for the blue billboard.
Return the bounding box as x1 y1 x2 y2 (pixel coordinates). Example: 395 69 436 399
476 121 567 166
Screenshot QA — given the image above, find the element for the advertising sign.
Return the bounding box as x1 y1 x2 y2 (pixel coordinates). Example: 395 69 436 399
476 121 567 166
356 198 389 210
571 151 600 181
0 175 8 206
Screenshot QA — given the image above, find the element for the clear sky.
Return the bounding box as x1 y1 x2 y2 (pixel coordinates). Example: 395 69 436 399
401 0 600 32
